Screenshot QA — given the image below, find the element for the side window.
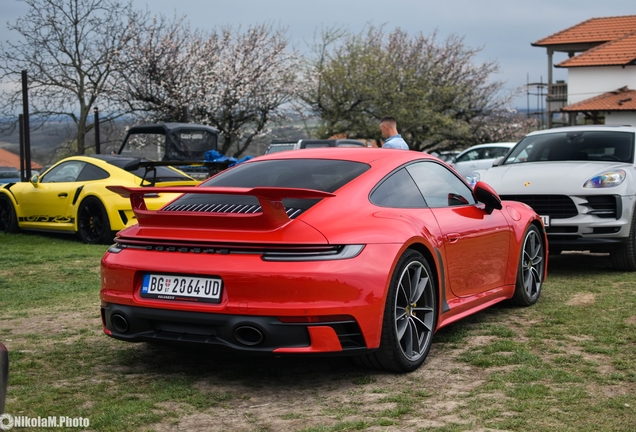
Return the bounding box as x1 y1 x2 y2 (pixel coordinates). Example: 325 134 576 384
77 163 110 181
370 168 427 208
406 161 476 208
40 161 86 183
455 149 481 163
487 147 510 158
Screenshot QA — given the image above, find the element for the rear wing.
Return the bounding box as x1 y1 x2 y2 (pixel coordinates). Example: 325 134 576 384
107 185 335 231
122 159 231 185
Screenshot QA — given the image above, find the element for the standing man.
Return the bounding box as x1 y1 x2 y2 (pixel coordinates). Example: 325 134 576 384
379 116 409 150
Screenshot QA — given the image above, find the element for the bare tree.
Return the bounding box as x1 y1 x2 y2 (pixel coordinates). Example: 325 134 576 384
117 22 300 157
112 14 200 123
0 0 146 155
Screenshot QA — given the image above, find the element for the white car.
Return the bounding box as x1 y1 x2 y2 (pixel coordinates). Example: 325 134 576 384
450 143 515 178
470 125 636 271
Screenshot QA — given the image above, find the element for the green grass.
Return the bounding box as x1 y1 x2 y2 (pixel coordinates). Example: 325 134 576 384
1 232 635 431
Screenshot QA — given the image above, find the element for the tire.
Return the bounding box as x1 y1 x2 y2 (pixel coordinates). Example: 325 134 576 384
0 195 19 234
354 250 437 373
511 224 545 306
609 207 636 271
77 197 114 244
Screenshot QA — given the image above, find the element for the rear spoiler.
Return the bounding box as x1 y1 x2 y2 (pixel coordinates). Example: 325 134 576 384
106 185 335 231
122 159 231 185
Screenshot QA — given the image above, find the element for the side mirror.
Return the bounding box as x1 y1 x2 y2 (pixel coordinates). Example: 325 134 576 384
474 181 502 214
491 156 504 167
30 174 39 185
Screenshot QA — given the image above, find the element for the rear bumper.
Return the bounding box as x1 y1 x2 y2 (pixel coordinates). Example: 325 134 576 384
101 304 369 355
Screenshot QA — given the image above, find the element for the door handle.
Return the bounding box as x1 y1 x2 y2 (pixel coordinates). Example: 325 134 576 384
445 233 461 243
58 193 68 198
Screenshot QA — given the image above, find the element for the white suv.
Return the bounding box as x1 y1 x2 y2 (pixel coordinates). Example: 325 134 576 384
472 125 636 271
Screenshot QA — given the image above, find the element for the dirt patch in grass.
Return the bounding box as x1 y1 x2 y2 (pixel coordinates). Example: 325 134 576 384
566 293 596 306
1 310 101 338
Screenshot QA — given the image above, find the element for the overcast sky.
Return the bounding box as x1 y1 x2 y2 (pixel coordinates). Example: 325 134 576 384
2 0 635 108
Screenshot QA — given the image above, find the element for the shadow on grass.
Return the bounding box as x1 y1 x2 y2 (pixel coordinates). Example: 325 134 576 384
547 251 615 275
106 309 504 386
109 340 367 389
3 229 80 244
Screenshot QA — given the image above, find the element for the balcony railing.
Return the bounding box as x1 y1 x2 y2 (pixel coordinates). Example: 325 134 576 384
547 82 567 102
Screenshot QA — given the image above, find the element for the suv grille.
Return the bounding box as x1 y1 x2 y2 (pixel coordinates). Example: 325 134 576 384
499 195 577 219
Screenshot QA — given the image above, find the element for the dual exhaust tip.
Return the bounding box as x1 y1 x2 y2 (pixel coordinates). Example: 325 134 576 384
110 313 265 347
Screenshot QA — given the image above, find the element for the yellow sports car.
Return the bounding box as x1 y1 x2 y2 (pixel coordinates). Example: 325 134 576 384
0 154 198 244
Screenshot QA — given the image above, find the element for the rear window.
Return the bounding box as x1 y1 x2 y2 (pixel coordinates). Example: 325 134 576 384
504 131 634 164
201 159 369 191
169 159 370 215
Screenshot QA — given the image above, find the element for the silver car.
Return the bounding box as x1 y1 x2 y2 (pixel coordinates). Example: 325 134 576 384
470 126 636 271
450 142 515 178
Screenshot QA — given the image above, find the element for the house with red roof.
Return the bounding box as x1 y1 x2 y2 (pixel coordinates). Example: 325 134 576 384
0 147 43 171
532 15 636 128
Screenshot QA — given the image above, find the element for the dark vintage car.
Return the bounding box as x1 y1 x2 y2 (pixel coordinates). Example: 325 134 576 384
117 123 230 178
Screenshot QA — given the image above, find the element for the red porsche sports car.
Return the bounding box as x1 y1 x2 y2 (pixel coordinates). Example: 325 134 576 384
100 148 547 372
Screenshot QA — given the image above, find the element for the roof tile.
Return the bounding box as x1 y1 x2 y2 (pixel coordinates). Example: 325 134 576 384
557 32 636 67
533 15 636 46
562 87 636 111
0 148 43 170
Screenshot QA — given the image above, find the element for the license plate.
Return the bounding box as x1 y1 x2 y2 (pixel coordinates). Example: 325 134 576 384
540 215 550 227
140 274 222 303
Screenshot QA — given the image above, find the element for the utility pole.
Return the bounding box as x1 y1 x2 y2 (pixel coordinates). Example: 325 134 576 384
94 107 101 154
21 70 32 179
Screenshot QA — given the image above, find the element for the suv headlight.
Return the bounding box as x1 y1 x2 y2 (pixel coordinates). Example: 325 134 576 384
583 170 626 188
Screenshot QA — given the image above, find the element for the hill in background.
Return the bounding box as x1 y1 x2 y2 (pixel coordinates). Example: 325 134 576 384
0 117 313 166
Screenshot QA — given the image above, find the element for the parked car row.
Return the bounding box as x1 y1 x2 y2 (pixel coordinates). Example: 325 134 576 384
4 122 636 375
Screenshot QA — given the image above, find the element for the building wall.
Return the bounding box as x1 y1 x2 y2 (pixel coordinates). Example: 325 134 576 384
604 111 636 127
567 66 636 104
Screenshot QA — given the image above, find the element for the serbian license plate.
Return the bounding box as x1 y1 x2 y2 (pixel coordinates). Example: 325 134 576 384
540 215 550 227
140 274 222 303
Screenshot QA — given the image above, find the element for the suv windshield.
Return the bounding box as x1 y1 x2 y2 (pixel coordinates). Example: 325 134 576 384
504 131 635 165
